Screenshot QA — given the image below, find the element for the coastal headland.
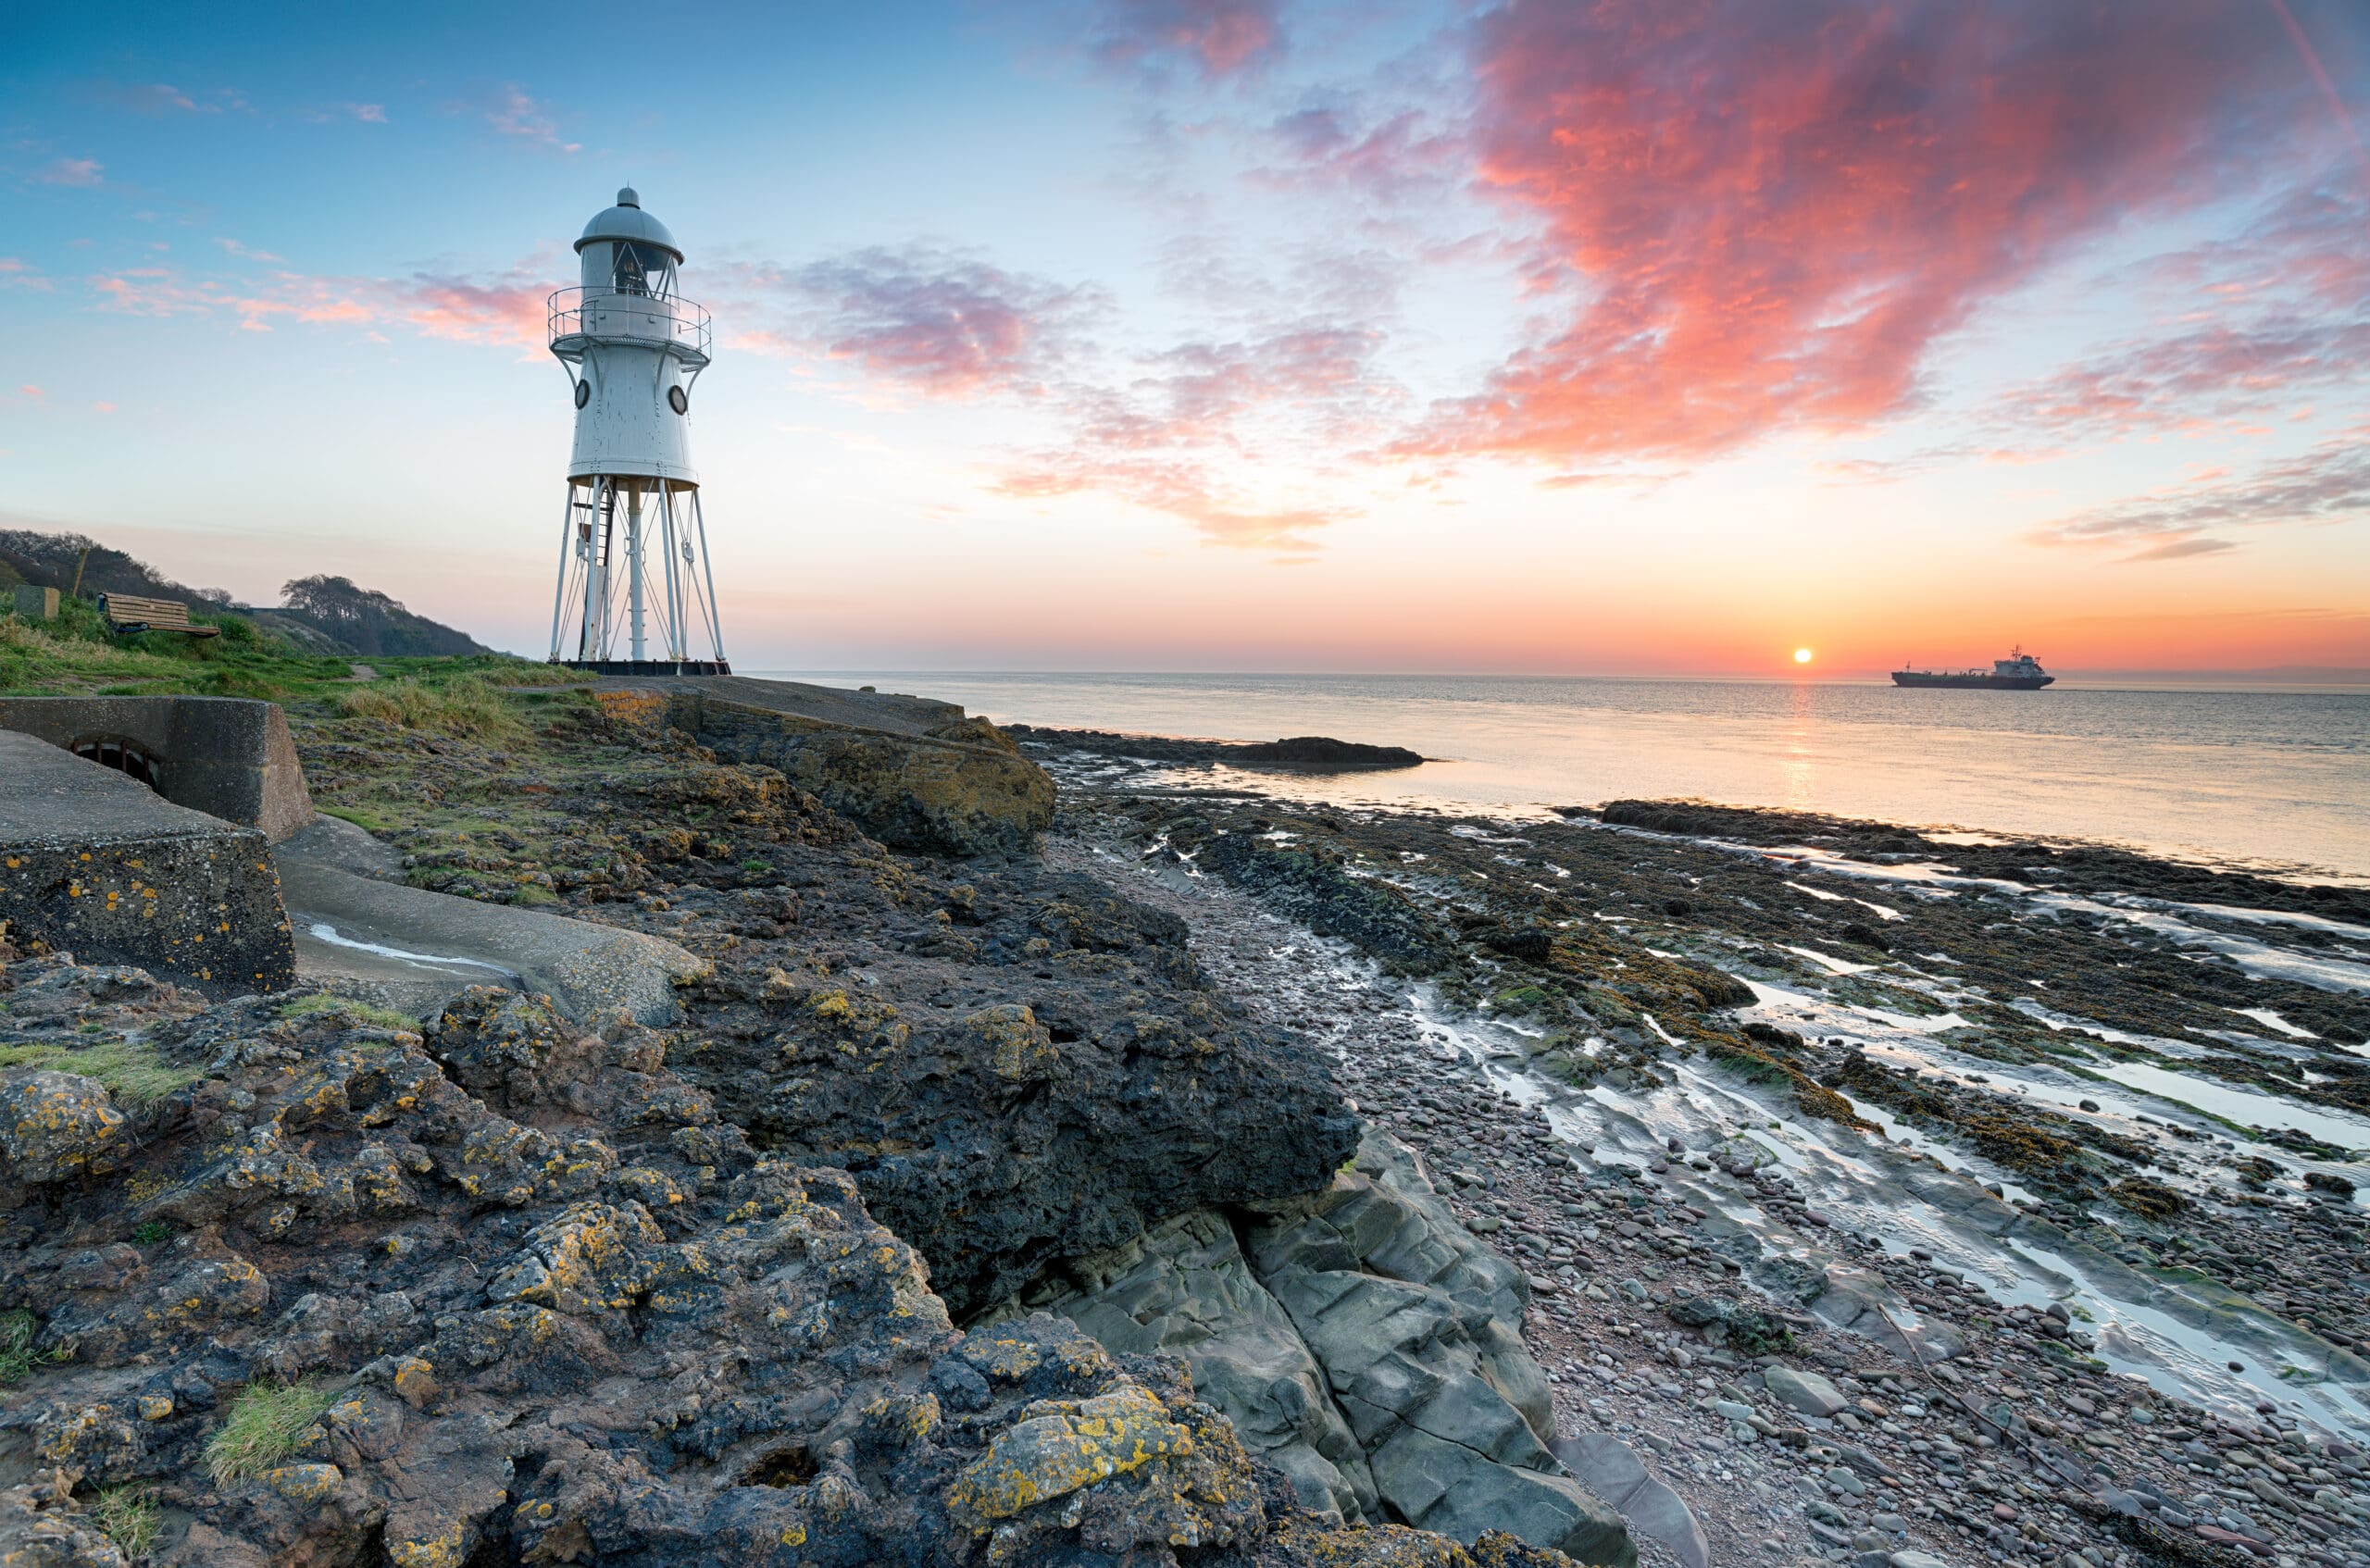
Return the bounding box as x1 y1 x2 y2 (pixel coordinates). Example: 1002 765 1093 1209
0 614 2365 1568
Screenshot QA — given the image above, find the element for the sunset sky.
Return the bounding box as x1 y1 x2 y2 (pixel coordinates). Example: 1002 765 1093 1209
6 0 2368 675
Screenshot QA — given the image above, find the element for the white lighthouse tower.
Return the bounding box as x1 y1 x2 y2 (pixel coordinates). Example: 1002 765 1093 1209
546 187 728 672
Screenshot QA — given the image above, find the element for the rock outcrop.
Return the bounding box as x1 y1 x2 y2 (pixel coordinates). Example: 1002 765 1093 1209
682 865 1363 1318
1019 1132 1636 1565
655 687 1055 857
0 956 1583 1568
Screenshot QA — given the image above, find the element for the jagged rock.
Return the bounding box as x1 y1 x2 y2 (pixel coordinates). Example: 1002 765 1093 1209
1550 1436 1708 1568
1241 1132 1633 1564
1020 1207 1379 1523
0 1070 127 1184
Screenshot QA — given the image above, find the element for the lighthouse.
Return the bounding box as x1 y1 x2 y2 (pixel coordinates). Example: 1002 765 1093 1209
546 187 728 672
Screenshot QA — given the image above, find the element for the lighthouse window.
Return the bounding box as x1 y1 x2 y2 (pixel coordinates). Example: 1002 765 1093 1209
574 378 591 409
611 242 673 297
667 385 689 415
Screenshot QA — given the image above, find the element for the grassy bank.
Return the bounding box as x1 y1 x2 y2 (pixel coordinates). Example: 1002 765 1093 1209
0 593 541 703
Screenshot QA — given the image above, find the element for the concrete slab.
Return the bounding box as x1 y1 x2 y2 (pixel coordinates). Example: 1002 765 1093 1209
275 853 706 1025
0 731 294 993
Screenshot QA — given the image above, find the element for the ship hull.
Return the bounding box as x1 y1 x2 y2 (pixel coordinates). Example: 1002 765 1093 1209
1890 672 2054 690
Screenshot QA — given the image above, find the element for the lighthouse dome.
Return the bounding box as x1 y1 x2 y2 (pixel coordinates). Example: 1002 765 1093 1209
576 187 683 261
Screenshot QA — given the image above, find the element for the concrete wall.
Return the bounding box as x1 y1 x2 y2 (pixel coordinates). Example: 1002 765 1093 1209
0 732 295 993
0 696 314 842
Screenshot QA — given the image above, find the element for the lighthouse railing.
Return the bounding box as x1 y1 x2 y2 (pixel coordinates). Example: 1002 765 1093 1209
548 287 712 357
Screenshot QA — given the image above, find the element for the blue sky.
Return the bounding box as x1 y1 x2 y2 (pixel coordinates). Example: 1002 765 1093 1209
6 0 2368 674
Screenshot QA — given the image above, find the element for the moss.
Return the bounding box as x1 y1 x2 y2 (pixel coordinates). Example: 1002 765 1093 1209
0 1038 200 1107
205 1378 335 1486
93 1483 161 1559
131 1220 174 1246
316 804 391 835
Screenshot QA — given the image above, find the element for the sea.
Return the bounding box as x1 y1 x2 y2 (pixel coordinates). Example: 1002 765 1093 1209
755 672 2370 882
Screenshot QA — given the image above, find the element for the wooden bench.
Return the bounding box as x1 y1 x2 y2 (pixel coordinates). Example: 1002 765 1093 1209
98 592 219 639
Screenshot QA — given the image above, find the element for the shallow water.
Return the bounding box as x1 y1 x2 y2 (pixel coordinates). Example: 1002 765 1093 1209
761 670 2370 878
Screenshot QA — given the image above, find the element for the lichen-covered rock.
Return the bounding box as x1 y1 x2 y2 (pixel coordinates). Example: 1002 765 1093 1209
0 1470 128 1568
0 957 1575 1568
1018 1208 1378 1524
0 1070 127 1185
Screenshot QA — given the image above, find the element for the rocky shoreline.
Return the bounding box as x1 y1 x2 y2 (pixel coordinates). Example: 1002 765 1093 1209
1 687 2364 1568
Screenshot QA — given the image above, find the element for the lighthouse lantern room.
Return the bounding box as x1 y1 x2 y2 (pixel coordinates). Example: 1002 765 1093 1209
546 187 729 672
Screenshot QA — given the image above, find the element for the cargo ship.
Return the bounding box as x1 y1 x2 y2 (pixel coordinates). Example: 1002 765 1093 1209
1891 648 2054 690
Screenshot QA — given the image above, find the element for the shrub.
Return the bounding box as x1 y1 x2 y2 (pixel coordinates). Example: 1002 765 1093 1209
205 1378 334 1486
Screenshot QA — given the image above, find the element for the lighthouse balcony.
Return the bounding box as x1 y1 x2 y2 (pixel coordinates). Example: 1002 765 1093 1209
549 286 712 361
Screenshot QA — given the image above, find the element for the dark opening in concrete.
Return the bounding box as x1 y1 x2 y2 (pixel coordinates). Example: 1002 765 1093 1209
69 737 163 789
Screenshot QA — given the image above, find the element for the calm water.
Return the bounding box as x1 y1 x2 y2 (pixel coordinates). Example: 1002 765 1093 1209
756 673 2370 879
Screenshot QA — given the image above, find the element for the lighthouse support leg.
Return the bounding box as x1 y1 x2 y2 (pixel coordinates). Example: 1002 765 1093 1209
548 480 576 662
582 479 614 661
656 481 686 663
692 488 725 662
626 485 646 664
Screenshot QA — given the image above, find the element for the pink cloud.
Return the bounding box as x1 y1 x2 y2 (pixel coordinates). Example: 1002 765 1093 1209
750 246 1104 397
36 158 104 188
482 86 579 153
17 386 44 399
1093 0 1282 81
2031 423 2370 559
1401 0 2334 467
1994 317 2370 438
83 263 547 352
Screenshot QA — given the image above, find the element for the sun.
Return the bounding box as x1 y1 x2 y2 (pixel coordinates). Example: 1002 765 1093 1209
1793 647 1814 665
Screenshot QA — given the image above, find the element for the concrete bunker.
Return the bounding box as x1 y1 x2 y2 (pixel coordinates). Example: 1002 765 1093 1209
0 731 297 993
0 696 314 842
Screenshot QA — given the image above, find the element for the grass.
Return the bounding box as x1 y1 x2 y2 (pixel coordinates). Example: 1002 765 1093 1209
131 1220 173 1246
277 994 418 1031
92 1485 161 1559
315 803 392 835
205 1378 334 1486
0 1311 47 1384
0 1038 202 1107
1 592 545 702
334 674 528 740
